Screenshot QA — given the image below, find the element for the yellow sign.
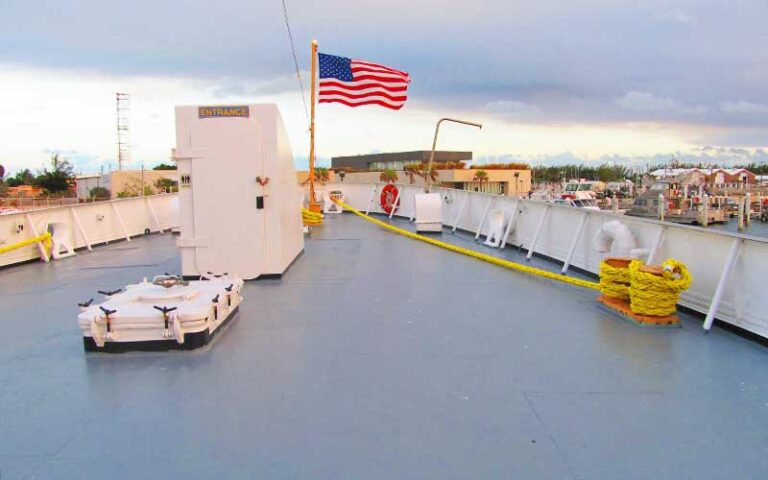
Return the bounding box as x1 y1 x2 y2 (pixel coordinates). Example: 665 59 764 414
198 106 250 118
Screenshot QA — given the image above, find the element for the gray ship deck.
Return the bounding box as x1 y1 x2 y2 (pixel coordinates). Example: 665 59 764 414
1 214 766 479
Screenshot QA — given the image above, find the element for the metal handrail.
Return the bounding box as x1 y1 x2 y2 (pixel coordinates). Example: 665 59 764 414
424 118 482 193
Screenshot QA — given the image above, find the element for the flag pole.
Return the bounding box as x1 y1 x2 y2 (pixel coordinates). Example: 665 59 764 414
308 39 321 213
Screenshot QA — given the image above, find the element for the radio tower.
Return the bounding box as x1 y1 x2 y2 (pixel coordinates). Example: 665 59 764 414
116 93 130 170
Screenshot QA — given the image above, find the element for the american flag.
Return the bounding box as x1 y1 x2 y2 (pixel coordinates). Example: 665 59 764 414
318 53 410 110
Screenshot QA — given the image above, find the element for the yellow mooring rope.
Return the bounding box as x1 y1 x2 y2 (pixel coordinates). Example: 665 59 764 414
333 200 600 291
628 259 692 316
302 208 323 226
0 232 52 256
599 260 637 300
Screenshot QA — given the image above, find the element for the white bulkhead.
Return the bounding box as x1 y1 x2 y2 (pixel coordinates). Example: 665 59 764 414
174 104 304 280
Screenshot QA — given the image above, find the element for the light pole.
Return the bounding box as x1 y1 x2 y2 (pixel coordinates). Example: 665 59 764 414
425 118 482 193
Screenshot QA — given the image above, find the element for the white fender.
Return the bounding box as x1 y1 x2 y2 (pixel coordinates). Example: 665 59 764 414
47 222 76 260
90 317 105 347
323 190 344 214
172 314 185 344
483 210 508 248
593 220 638 257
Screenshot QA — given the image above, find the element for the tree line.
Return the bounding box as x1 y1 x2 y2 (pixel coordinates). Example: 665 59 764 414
0 154 76 196
532 161 768 184
0 156 179 198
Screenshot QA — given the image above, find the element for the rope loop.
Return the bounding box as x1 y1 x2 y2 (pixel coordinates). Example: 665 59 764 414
599 258 635 300
628 258 692 316
302 208 323 226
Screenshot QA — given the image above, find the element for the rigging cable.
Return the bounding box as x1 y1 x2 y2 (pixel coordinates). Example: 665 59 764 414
281 0 310 128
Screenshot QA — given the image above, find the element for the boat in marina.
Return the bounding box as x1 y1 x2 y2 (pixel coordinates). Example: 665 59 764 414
552 196 600 210
529 182 601 210
627 182 727 225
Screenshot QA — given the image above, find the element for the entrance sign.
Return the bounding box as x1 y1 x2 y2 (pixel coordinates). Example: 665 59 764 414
198 106 250 119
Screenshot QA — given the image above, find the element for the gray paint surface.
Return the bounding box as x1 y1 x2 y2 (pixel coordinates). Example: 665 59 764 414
0 214 766 479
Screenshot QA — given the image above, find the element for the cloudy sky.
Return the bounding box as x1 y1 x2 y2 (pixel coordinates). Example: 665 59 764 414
1 0 767 175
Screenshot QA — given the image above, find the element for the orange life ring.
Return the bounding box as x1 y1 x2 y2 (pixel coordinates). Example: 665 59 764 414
380 184 400 214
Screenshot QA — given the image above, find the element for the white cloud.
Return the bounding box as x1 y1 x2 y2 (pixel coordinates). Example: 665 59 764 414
720 101 768 114
616 91 707 114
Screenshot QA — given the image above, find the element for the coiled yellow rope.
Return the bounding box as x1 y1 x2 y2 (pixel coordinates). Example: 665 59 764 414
599 260 635 300
628 259 692 316
302 208 323 226
0 232 52 255
333 199 601 291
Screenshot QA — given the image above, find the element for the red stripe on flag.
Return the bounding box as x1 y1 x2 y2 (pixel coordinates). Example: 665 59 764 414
319 98 405 110
319 80 408 92
352 60 410 79
350 73 410 84
318 89 407 102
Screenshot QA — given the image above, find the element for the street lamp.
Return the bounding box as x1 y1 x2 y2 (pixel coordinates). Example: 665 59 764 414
425 117 482 193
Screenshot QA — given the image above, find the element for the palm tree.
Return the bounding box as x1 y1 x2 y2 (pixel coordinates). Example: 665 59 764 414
415 163 438 184
315 167 330 184
303 167 330 185
473 170 489 192
403 164 418 184
380 168 398 183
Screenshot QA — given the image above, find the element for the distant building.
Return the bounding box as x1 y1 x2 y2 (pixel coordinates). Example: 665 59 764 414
332 151 472 171
76 170 179 199
333 168 531 197
707 168 755 188
645 167 757 191
6 185 44 198
646 168 710 188
75 174 103 198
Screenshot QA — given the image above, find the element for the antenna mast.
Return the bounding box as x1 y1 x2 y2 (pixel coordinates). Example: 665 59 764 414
116 93 130 170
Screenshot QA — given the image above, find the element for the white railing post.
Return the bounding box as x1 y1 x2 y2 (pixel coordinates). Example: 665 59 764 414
365 184 377 215
499 199 520 249
70 207 92 251
409 189 417 222
737 196 745 231
388 185 402 220
25 213 50 262
146 197 163 233
111 201 132 242
646 226 666 265
561 211 587 274
703 238 743 331
526 204 550 260
475 196 493 240
745 192 752 225
451 192 468 232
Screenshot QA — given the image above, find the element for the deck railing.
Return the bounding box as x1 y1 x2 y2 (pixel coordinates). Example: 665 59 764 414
2 184 766 339
0 194 178 267
319 181 768 338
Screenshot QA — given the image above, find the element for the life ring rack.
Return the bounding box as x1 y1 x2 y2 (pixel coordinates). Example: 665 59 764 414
380 184 400 215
